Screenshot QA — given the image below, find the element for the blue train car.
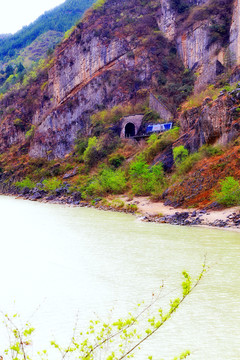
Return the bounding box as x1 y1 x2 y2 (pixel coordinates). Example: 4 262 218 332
146 122 173 134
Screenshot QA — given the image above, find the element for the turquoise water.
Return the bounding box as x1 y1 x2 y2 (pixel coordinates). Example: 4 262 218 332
0 195 239 359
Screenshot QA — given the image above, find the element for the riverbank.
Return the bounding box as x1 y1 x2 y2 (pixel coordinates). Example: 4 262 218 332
1 185 240 232
122 196 240 232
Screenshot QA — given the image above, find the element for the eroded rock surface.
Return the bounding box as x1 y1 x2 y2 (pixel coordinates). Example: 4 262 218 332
177 93 240 152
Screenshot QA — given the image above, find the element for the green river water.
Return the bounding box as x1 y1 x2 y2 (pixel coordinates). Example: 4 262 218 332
0 195 239 359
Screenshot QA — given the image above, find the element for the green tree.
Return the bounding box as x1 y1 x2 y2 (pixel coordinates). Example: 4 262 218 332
85 167 126 196
83 137 99 166
129 155 165 195
129 155 153 195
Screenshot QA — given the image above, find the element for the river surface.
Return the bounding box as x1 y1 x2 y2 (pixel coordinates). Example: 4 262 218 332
0 195 239 359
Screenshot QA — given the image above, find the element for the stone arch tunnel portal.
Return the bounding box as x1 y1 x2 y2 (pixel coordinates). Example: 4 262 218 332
125 122 135 137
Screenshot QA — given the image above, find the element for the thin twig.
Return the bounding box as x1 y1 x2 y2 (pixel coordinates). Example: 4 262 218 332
118 261 207 360
83 282 165 359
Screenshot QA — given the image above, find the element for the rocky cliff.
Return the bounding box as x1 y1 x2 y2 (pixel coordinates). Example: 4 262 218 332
0 0 239 161
171 0 234 93
230 0 240 65
158 0 208 41
177 90 240 152
0 0 191 158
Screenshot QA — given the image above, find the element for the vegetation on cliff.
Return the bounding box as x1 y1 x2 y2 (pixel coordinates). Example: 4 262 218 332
1 105 240 211
0 0 239 211
174 0 234 49
1 80 240 210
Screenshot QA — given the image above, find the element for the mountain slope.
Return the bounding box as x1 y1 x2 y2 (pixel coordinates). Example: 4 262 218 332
19 30 63 66
0 0 239 209
0 0 239 158
0 0 191 154
0 0 95 62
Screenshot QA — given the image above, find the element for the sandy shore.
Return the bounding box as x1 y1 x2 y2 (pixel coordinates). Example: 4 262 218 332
119 195 240 232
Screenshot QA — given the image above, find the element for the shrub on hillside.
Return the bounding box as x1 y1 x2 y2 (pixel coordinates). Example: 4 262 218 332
161 68 195 108
175 152 202 175
83 137 101 167
147 133 159 146
143 109 160 124
13 118 25 131
172 144 225 178
25 125 35 141
99 168 126 194
74 137 88 157
144 127 180 162
42 177 62 193
83 135 119 167
85 168 126 196
110 198 125 209
160 127 180 146
126 203 138 212
109 153 126 168
15 177 35 190
129 155 165 195
170 0 189 13
214 176 240 206
173 145 189 165
91 103 146 131
199 144 223 157
93 0 106 9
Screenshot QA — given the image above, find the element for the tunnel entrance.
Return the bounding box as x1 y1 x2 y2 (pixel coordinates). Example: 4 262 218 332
125 122 135 137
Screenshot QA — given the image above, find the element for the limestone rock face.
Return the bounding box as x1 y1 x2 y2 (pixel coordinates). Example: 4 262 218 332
158 0 226 92
29 39 158 158
49 36 129 106
157 0 208 41
230 0 240 65
176 21 224 93
29 70 117 158
178 95 240 152
157 0 176 41
0 121 25 152
28 6 167 158
157 0 240 94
